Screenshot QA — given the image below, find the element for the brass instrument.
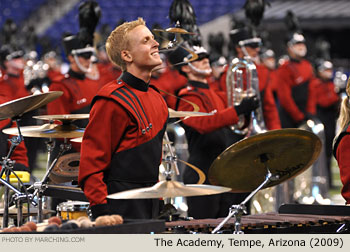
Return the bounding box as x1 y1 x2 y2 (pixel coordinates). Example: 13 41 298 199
226 57 266 136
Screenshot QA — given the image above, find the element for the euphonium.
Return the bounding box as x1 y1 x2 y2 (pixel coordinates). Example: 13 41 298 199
226 56 267 136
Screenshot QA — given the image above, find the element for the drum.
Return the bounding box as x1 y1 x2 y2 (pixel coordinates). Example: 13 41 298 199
56 201 89 220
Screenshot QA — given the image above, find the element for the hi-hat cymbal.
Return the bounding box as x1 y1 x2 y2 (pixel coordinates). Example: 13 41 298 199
168 108 214 118
2 123 84 138
107 180 231 199
0 91 63 120
33 114 89 122
153 27 196 35
208 129 322 192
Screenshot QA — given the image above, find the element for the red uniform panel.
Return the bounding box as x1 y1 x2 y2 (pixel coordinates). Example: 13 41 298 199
177 81 239 134
313 79 339 108
335 127 350 204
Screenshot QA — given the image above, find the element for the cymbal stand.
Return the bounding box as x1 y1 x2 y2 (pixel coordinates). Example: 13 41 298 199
31 139 71 222
212 154 279 234
159 132 180 221
0 119 37 228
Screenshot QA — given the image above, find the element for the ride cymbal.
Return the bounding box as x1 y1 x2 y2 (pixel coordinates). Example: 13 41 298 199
33 114 89 122
0 91 63 120
107 180 231 199
208 129 322 192
2 124 84 138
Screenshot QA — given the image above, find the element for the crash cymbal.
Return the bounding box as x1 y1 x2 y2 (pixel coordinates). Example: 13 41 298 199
0 91 63 120
49 153 80 184
153 27 196 35
208 129 322 193
107 180 231 199
2 123 84 138
33 114 89 122
168 108 214 118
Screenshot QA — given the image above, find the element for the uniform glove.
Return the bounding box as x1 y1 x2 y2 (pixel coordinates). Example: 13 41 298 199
234 96 260 116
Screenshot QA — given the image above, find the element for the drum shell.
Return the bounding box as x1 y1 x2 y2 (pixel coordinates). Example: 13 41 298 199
56 201 89 220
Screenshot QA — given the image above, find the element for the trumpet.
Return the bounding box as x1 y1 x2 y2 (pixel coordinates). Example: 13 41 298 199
226 56 266 136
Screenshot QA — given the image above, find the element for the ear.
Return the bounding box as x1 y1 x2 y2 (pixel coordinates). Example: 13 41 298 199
121 50 132 63
181 64 191 74
67 55 75 64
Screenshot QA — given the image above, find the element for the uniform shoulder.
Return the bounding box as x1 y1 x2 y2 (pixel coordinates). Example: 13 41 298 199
96 79 124 97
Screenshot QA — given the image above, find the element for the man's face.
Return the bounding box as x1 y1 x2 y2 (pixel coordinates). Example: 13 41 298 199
126 25 162 70
190 57 212 76
69 53 92 73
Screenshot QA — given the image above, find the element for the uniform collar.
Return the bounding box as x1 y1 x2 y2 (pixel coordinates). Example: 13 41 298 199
120 71 149 92
188 80 209 89
68 69 85 80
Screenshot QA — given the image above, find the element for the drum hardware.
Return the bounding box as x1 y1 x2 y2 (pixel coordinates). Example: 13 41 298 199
0 92 63 228
153 21 196 53
56 201 89 220
28 139 72 222
208 129 322 234
212 157 279 234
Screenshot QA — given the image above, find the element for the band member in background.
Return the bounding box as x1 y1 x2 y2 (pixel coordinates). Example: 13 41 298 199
219 27 281 130
0 44 39 173
333 78 350 205
78 18 169 219
313 60 340 188
274 32 317 128
174 43 259 219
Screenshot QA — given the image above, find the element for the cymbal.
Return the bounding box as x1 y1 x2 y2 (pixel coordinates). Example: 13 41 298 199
33 114 89 122
168 108 214 118
107 180 231 199
153 27 196 35
208 129 322 192
49 153 80 184
2 123 84 138
70 137 173 145
0 91 63 120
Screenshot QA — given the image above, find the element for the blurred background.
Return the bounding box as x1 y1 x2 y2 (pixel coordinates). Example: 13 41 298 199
0 0 349 73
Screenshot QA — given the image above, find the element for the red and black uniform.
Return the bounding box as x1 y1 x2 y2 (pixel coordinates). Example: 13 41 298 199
275 59 317 128
333 124 350 204
176 80 247 219
313 78 340 187
78 72 169 219
218 63 281 130
0 73 37 172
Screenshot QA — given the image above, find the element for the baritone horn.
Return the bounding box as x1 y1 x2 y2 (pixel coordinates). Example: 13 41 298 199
226 56 267 136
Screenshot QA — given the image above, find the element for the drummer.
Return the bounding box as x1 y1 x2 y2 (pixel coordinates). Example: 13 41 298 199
78 18 169 219
173 42 259 219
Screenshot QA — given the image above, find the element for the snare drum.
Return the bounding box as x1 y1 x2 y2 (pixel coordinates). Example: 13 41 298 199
57 201 89 220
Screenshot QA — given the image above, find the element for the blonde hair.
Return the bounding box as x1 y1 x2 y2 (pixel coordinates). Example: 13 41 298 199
106 18 146 71
337 77 350 130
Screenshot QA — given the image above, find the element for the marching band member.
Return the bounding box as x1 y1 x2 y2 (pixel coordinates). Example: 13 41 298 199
174 43 259 218
333 79 350 205
313 60 340 188
274 32 317 128
78 18 169 219
219 27 281 130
